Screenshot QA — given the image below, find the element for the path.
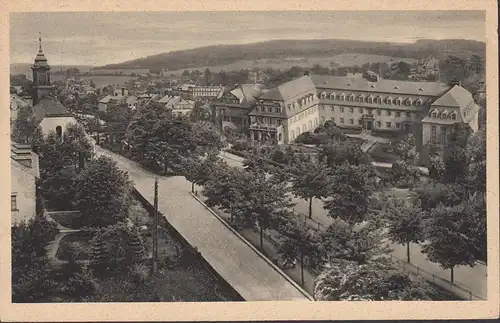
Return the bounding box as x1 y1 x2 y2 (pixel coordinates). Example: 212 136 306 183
97 146 311 301
219 150 487 300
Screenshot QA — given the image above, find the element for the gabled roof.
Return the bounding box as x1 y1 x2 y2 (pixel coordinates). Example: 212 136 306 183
274 75 316 102
259 88 283 101
431 85 474 108
33 96 72 122
309 74 450 96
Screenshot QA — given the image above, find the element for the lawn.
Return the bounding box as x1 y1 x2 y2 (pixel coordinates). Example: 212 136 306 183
55 231 92 261
49 211 83 230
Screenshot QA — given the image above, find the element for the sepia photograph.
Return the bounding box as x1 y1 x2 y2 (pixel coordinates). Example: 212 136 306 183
2 2 499 322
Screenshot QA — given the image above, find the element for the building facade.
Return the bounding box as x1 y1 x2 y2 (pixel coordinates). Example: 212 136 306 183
247 73 480 147
189 86 223 100
11 142 40 225
213 84 263 130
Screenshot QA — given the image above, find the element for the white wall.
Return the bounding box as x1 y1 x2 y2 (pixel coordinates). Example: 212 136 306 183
39 116 78 137
11 162 37 225
286 104 320 143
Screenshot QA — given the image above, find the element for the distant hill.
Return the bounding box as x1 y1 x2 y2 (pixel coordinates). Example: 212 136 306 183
96 38 485 71
10 64 93 78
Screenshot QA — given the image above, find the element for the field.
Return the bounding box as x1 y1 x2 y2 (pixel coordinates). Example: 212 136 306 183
163 53 417 76
51 74 134 88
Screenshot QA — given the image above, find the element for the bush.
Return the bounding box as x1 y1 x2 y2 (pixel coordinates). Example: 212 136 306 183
62 266 98 297
130 263 150 285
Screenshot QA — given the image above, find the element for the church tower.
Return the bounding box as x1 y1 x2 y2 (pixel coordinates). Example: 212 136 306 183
31 33 54 105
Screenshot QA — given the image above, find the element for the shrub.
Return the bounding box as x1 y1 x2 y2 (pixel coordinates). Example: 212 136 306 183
129 263 150 285
63 266 98 297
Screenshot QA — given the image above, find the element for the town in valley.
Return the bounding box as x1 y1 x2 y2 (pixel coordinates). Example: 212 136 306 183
9 11 487 303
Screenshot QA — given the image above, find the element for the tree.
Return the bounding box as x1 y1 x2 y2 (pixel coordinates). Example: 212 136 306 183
383 198 425 263
313 258 438 301
320 140 371 167
204 167 293 251
413 181 465 211
393 133 416 163
183 153 226 193
89 230 109 273
443 123 472 184
290 157 330 219
203 68 212 86
387 160 421 188
74 156 132 228
466 128 486 194
323 164 377 225
38 124 93 209
125 227 147 264
421 202 480 283
276 219 321 286
11 105 44 146
11 215 59 302
319 220 391 265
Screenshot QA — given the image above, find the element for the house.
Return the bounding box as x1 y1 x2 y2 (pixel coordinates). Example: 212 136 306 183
247 73 479 147
189 86 223 100
155 95 195 117
11 141 40 225
126 96 138 111
213 84 263 130
421 83 480 146
33 96 79 138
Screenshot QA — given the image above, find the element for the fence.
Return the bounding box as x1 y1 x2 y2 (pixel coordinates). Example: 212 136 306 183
390 255 485 301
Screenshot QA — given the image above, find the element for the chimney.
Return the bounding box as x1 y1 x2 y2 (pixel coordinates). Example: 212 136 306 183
121 87 125 96
448 80 461 87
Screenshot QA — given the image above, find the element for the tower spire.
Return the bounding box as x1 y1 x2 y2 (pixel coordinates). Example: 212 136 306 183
38 32 42 52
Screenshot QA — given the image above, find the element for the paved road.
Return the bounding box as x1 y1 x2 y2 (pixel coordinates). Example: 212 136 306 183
97 147 311 301
219 150 487 299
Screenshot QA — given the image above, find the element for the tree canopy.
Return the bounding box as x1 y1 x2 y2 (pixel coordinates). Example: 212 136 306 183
74 156 133 227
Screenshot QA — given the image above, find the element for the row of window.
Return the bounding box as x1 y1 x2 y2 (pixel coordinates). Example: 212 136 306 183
334 117 403 129
430 110 457 120
321 105 415 118
291 106 318 122
319 91 425 107
253 117 283 126
286 93 316 111
254 105 282 114
431 126 447 145
290 118 320 139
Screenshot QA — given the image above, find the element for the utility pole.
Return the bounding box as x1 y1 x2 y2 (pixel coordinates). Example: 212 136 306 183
152 176 159 273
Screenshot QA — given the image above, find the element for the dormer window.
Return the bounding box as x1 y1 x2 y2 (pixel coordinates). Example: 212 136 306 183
320 91 326 99
418 88 423 92
358 95 365 102
339 93 346 101
376 96 382 104
386 97 392 105
367 95 374 103
415 98 422 106
287 104 291 110
395 97 402 105
451 112 457 120
349 93 355 102
329 92 336 100
432 111 437 118
405 98 412 106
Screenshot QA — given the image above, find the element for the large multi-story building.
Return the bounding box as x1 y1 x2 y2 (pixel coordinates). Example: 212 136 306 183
189 85 223 100
248 73 480 147
213 84 264 130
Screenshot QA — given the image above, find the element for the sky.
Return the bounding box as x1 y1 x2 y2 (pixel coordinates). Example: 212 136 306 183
10 11 486 66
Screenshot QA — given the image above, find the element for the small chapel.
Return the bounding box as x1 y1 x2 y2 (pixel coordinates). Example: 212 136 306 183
31 34 78 138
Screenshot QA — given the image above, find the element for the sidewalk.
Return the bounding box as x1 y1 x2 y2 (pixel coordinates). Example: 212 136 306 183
98 146 311 301
195 194 317 296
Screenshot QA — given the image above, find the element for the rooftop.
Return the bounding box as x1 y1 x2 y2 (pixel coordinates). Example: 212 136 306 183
309 74 451 97
33 96 72 121
431 85 474 107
